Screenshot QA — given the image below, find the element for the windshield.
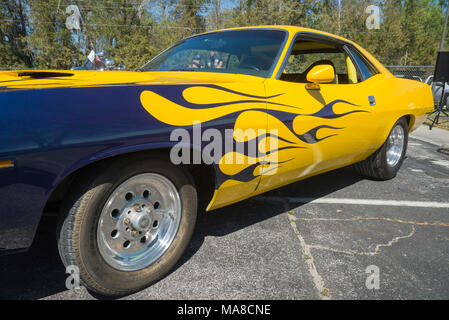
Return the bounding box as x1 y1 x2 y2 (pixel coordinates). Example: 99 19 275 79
139 29 287 78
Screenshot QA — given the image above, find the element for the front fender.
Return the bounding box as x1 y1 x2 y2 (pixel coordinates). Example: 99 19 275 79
0 85 228 250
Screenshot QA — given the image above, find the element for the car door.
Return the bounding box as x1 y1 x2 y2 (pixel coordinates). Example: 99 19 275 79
201 80 269 210
258 35 384 191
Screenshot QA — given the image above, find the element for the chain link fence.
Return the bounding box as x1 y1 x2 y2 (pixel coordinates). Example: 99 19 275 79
385 66 435 83
385 66 448 112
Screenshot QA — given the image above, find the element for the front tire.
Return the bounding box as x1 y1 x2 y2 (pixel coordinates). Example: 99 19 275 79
354 118 408 180
57 156 197 297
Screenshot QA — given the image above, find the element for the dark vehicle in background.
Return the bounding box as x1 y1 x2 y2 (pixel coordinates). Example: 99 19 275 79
389 70 447 109
426 75 448 108
395 74 423 82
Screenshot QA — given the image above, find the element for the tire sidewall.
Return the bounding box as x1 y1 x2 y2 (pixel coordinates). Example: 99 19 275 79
66 157 197 295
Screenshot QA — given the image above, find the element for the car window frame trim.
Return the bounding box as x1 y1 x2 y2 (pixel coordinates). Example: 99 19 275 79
274 31 380 83
342 44 380 81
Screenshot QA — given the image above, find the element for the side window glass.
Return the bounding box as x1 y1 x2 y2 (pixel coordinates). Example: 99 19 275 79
347 47 376 81
227 54 240 69
283 52 346 75
279 39 352 84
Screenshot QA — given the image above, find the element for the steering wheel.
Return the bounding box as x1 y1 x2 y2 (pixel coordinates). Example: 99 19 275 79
240 65 260 71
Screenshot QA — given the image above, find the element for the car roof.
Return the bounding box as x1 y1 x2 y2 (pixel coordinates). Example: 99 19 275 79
199 25 390 77
198 25 355 45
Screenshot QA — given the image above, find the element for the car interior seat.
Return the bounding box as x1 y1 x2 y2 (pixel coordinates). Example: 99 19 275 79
279 59 338 84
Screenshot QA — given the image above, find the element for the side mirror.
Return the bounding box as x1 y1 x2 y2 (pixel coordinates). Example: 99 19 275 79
305 64 335 90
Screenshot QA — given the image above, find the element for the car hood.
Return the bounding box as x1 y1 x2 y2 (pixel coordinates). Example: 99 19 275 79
0 70 264 91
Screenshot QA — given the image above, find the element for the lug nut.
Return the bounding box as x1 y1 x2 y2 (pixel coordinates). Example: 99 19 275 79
124 218 130 225
131 230 138 237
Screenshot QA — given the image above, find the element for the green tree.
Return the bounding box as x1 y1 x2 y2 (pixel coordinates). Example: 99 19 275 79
0 0 447 70
0 0 33 68
27 0 81 69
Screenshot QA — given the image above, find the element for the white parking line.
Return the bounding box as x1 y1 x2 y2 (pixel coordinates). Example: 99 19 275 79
260 197 449 208
432 160 449 168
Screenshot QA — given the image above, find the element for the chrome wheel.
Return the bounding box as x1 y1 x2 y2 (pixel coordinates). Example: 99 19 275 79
97 173 181 271
386 124 405 167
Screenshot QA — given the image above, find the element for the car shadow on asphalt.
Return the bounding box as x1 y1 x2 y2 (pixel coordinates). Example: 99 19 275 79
0 215 67 300
172 166 364 278
0 165 363 300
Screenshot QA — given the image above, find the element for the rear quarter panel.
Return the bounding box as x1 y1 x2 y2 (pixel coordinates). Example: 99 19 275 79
369 76 434 147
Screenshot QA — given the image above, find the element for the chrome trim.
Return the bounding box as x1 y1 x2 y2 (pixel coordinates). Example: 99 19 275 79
267 29 290 78
343 44 379 81
386 124 405 167
274 31 300 79
97 173 182 271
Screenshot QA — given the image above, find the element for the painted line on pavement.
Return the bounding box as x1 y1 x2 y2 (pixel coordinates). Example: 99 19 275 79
259 197 449 208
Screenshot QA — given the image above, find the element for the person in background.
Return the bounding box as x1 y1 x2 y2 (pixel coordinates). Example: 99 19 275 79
188 54 203 69
207 51 223 69
94 51 106 70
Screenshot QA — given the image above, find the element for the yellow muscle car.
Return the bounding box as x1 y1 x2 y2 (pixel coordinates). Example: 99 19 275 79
0 26 433 296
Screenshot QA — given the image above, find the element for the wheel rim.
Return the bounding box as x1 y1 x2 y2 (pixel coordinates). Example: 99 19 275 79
97 173 181 271
386 124 405 167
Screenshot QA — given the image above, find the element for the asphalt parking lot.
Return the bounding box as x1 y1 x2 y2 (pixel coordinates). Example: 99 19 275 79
1 128 448 300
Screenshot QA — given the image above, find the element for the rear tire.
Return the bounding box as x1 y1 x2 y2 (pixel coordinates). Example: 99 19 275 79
354 118 408 180
57 156 197 297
